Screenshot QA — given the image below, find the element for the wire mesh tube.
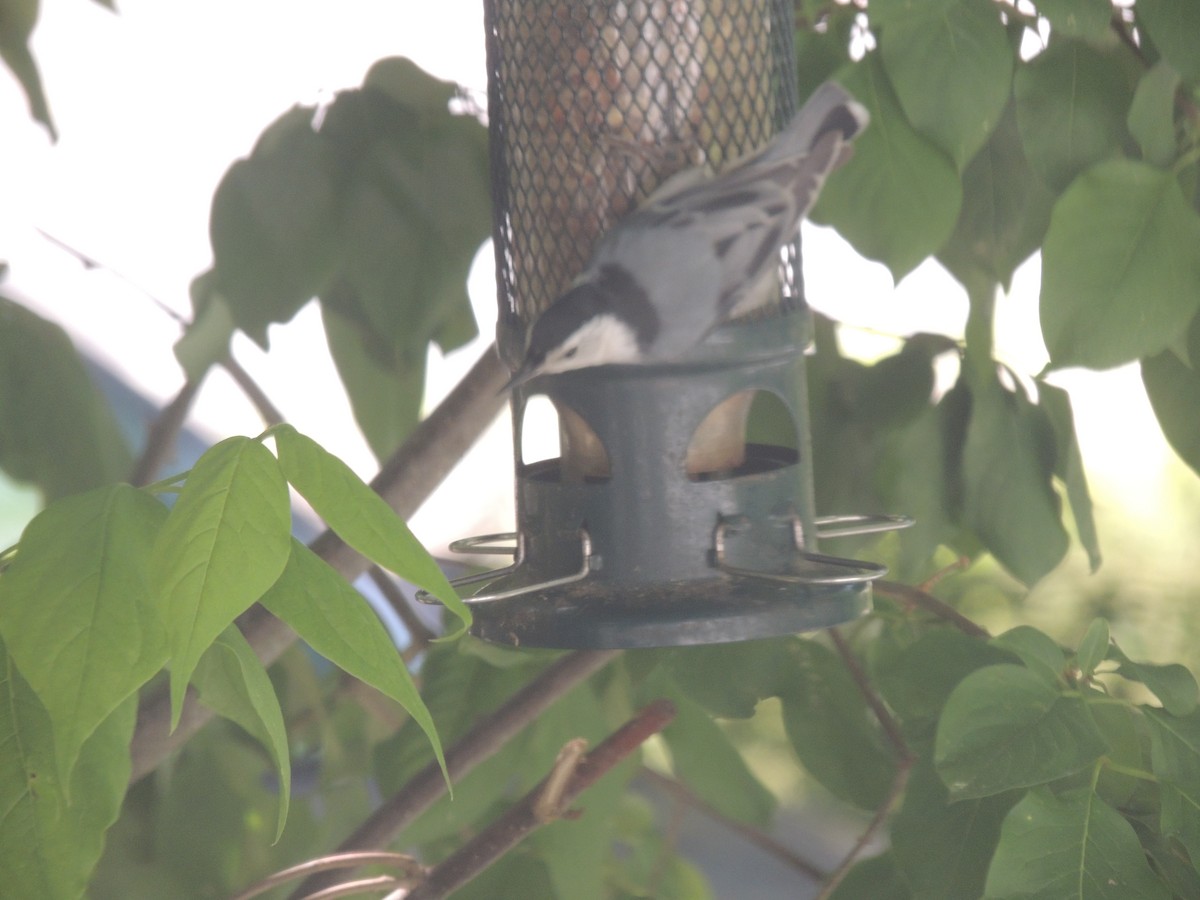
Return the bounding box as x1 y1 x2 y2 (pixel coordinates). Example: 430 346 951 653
485 0 800 478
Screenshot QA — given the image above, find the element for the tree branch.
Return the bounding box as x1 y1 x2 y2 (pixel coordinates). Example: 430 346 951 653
129 344 510 783
290 648 621 898
404 700 676 900
875 580 990 638
128 377 203 487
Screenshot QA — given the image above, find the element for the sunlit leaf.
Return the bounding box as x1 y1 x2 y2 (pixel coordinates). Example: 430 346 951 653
272 424 469 632
1041 160 1200 370
880 0 1012 169
153 437 291 726
812 53 961 281
0 484 166 783
192 625 291 841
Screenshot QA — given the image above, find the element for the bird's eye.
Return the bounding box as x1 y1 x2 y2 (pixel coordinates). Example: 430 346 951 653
563 347 578 359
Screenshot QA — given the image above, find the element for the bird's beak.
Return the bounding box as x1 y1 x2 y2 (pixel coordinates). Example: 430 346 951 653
500 361 540 393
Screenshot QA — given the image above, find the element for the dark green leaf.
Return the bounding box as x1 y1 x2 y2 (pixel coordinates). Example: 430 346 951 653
869 0 959 28
880 0 1013 169
659 694 775 826
935 664 1106 799
1014 40 1137 192
0 0 56 138
984 788 1171 899
192 624 291 841
363 56 459 112
829 852 912 900
662 638 792 719
152 436 291 725
320 302 425 461
271 424 469 631
812 53 962 281
1109 642 1199 716
1128 62 1182 168
262 540 447 786
1145 709 1200 872
1075 619 1110 678
0 484 166 783
1038 381 1102 571
1143 347 1200 477
1133 818 1200 900
779 639 895 810
938 102 1055 290
990 625 1067 683
962 380 1069 584
1089 702 1143 809
892 758 1019 900
0 297 133 499
1041 160 1200 370
0 638 136 899
1035 0 1115 42
209 106 343 345
1136 0 1200 82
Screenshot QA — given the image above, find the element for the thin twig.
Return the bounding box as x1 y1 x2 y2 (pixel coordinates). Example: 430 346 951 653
637 768 828 882
232 852 426 900
221 353 286 426
404 700 677 900
829 627 909 759
129 378 202 486
874 580 990 638
290 648 621 898
813 757 914 900
130 345 510 783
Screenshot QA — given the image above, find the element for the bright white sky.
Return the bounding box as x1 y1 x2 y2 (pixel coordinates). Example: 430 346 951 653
0 0 1178 561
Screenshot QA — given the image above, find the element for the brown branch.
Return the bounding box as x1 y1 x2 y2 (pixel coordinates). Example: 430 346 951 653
637 768 828 882
129 345 510 783
813 756 914 900
404 700 676 900
128 377 203 487
231 851 426 900
290 648 621 898
221 353 286 426
874 580 990 638
829 627 909 760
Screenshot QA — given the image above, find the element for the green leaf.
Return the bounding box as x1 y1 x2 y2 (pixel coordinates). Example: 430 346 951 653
1075 619 1110 678
938 102 1055 290
152 436 291 726
0 297 133 500
1136 0 1200 82
962 380 1069 585
812 53 962 281
271 424 469 632
1109 642 1199 716
779 639 896 810
1128 62 1182 168
662 638 792 719
320 302 425 462
209 106 343 346
0 484 166 784
1038 381 1102 571
1035 0 1115 42
260 540 448 786
935 664 1107 799
659 694 775 826
869 0 959 28
984 787 1171 899
0 639 137 899
1143 347 1200 477
192 625 291 841
880 0 1013 169
892 758 1019 900
1041 160 1200 370
173 277 236 382
0 0 55 138
1145 709 1200 871
989 626 1067 684
1014 39 1137 193
873 628 1015 732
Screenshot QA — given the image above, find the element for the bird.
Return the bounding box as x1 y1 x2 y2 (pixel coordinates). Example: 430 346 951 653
504 81 869 389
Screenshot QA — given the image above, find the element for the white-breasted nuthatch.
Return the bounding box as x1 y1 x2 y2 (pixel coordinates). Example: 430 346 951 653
505 81 868 389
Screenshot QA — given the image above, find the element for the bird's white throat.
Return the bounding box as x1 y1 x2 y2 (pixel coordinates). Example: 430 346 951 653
541 313 642 375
